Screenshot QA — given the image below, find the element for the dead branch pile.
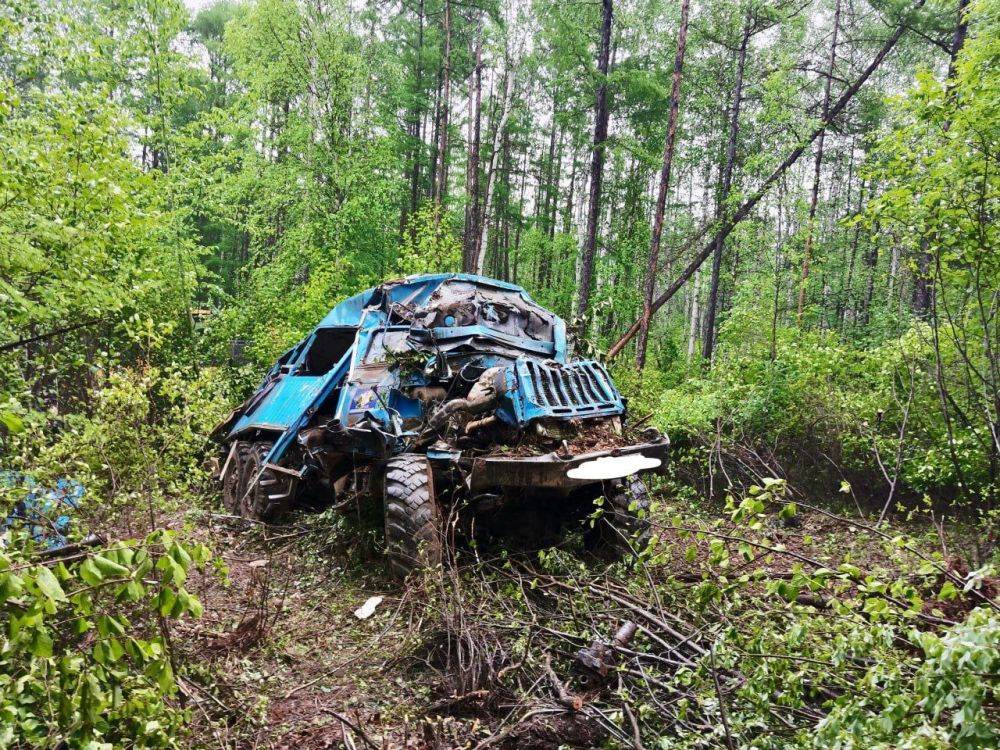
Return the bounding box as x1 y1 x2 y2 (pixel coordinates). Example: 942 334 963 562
409 502 999 749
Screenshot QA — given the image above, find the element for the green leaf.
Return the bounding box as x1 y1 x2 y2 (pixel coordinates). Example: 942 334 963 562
33 566 66 602
938 581 959 601
0 572 25 603
92 555 130 579
156 587 175 616
79 559 103 587
0 411 24 434
29 629 53 658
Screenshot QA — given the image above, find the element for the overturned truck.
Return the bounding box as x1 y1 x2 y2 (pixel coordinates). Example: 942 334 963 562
213 274 668 576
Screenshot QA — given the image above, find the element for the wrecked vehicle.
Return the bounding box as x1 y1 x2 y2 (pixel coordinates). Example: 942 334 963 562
213 274 668 576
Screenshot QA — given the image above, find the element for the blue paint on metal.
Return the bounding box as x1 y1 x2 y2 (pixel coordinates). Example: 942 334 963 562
233 376 327 431
223 273 590 465
499 359 624 424
427 447 462 461
316 289 373 327
1 472 85 549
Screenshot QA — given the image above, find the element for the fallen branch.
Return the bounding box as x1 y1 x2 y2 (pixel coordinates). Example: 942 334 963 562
543 653 584 710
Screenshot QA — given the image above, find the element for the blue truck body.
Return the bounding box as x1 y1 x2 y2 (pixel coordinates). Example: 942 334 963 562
220 274 623 466
214 273 668 555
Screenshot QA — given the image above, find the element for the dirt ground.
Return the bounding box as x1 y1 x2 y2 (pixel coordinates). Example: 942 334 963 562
159 486 990 750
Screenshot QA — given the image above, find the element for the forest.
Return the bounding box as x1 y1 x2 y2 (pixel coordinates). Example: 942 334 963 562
0 0 998 747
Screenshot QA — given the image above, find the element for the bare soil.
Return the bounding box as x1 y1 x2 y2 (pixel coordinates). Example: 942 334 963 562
148 488 991 749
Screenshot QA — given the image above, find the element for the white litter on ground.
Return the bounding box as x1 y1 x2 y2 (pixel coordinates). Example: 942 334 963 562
353 595 384 620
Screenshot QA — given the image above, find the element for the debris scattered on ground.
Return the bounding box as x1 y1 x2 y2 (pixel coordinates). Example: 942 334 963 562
354 595 384 620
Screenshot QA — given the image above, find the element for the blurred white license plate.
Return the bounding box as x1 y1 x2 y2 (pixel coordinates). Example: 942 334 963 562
566 454 661 480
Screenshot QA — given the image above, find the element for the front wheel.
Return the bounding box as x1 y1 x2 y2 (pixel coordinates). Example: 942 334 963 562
586 476 652 561
383 454 442 579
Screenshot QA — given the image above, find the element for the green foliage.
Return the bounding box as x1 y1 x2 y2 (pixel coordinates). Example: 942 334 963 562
813 608 999 748
0 530 210 748
652 320 995 501
395 203 461 276
8 367 230 522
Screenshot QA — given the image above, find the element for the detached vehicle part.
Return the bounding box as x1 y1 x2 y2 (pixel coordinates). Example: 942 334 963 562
212 274 668 576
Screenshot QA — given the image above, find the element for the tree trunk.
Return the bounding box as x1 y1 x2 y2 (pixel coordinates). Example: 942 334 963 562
433 0 452 230
687 266 700 360
539 89 560 285
606 3 922 360
914 0 971 316
549 130 564 241
841 177 865 328
577 0 614 322
463 28 483 271
404 0 427 236
428 65 442 203
635 0 691 369
796 0 841 321
563 155 577 235
701 11 750 366
947 0 970 84
475 67 516 274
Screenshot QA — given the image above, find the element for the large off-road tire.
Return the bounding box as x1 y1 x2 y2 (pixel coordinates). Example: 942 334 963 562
221 441 252 513
383 454 442 578
586 476 652 561
240 442 297 522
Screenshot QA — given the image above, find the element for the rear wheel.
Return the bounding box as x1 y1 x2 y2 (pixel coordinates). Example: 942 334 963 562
383 454 442 578
221 441 251 514
586 476 652 561
240 442 297 522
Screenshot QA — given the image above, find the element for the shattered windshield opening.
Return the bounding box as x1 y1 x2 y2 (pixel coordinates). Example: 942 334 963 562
363 330 413 364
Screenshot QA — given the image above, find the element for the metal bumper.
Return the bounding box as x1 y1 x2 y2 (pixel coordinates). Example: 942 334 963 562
441 438 670 490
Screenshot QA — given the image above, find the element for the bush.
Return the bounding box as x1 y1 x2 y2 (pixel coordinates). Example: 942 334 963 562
649 323 994 504
0 529 210 748
7 366 230 524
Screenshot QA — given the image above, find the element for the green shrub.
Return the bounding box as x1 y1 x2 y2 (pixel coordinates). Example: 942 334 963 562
649 323 994 502
0 529 211 748
9 366 230 522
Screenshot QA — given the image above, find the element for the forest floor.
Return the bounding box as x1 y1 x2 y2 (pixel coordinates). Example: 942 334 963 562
154 487 986 750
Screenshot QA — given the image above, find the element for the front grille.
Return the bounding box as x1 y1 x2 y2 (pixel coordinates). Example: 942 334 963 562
518 360 623 418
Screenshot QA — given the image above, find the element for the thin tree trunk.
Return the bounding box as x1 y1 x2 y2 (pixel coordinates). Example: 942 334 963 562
797 0 841 321
433 0 452 230
429 65 442 202
563 155 577 234
475 67 516 274
947 0 970 84
549 130 564 241
702 11 750 365
860 224 879 327
687 266 700 360
841 178 866 328
402 0 427 237
512 150 529 280
544 91 559 239
577 0 614 321
606 4 922 360
635 0 691 369
914 0 971 315
463 28 483 271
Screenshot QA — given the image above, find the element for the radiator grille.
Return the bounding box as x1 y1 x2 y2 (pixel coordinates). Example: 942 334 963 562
518 360 623 418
